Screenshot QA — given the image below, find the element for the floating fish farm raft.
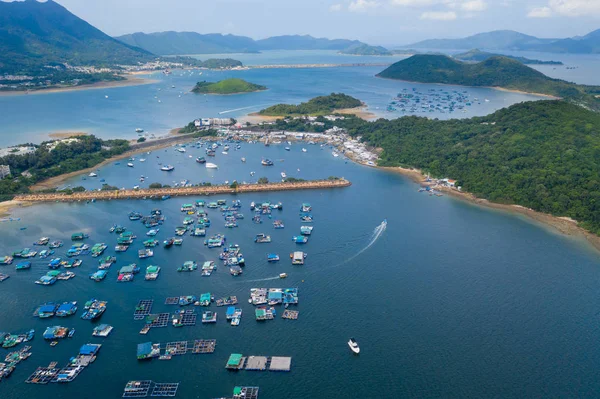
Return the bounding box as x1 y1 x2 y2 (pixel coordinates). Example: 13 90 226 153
26 343 102 384
137 339 216 361
225 354 291 372
122 380 180 397
282 310 299 320
214 386 260 399
134 299 154 320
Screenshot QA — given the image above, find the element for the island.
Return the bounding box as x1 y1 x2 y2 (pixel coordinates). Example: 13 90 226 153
376 54 600 110
454 49 563 65
191 78 266 94
340 44 392 56
258 93 362 116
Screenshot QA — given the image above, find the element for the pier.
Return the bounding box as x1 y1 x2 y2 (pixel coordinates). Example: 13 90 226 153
15 179 351 203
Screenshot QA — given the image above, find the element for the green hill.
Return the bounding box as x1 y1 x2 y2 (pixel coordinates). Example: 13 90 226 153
0 0 153 74
191 78 266 94
454 49 562 65
259 93 362 116
377 54 600 109
340 44 392 56
338 100 600 233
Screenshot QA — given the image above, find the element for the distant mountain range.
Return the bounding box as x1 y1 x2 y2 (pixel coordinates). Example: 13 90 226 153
454 49 563 65
115 32 370 55
0 0 153 74
403 29 600 54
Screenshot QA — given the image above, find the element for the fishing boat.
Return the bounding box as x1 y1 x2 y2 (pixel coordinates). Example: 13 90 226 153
293 235 308 244
48 258 61 269
205 163 218 169
81 299 107 320
279 273 287 279
348 338 360 354
196 156 206 164
177 261 197 272
90 270 108 282
291 251 306 265
145 265 161 280
163 238 175 247
98 256 116 269
160 165 174 171
0 256 13 265
43 326 71 340
146 229 159 236
138 249 153 259
55 302 78 317
273 220 284 229
300 226 314 235
267 253 280 262
92 324 113 337
34 237 49 246
254 233 271 243
15 261 31 270
38 249 54 258
301 203 312 212
49 241 63 249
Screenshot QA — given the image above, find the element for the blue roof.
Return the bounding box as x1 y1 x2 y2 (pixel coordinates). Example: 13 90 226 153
57 303 75 312
39 304 56 313
80 344 100 355
268 291 283 299
137 342 152 356
226 306 235 315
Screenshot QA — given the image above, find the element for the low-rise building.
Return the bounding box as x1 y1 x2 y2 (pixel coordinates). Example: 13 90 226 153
0 165 11 179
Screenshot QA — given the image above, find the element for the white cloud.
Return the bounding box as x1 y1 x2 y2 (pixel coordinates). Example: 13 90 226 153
349 0 380 12
527 6 552 17
460 0 486 11
420 10 457 19
329 3 343 11
390 0 443 6
548 0 600 16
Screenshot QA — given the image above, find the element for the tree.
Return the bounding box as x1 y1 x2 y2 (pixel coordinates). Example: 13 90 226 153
149 182 162 189
137 137 146 143
230 181 239 189
257 177 269 184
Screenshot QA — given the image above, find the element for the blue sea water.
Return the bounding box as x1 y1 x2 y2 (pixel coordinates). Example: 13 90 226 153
0 51 543 147
1 51 600 398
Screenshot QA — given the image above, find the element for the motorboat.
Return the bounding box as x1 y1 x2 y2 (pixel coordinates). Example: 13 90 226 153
205 163 218 169
127 163 134 167
348 338 360 354
161 165 174 171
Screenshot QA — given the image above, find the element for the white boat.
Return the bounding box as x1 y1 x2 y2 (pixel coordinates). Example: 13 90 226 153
161 165 174 171
348 338 360 354
281 172 287 178
222 151 228 155
177 148 186 153
241 157 246 163
135 128 144 133
332 152 339 157
205 163 218 169
127 163 134 168
89 172 97 177
139 158 146 162
279 273 287 279
302 148 307 152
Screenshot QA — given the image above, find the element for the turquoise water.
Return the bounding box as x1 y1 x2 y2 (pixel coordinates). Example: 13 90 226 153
1 51 600 398
0 51 543 147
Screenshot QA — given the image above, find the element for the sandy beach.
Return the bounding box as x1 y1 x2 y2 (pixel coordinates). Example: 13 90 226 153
242 106 377 124
0 74 158 97
48 131 90 139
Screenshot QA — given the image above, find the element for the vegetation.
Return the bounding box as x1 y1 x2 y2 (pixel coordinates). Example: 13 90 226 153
162 57 243 69
454 49 562 65
377 55 600 110
0 135 130 201
191 78 266 94
257 177 269 184
340 44 392 56
259 93 362 116
283 177 306 183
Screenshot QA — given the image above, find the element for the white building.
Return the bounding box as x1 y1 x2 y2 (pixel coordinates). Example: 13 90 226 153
0 165 10 179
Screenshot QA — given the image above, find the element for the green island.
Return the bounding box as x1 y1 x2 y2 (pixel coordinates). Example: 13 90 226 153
340 44 392 56
191 78 266 94
454 49 563 65
259 93 362 116
0 135 130 200
256 97 600 235
377 55 600 110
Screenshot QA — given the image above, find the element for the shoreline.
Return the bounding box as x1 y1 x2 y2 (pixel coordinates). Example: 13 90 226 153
375 76 560 99
243 106 377 124
0 74 158 97
29 133 198 191
377 165 600 253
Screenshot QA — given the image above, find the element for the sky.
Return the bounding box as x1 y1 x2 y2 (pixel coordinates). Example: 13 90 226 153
41 0 600 45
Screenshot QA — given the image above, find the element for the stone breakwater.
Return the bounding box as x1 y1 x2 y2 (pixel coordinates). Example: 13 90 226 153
15 179 352 202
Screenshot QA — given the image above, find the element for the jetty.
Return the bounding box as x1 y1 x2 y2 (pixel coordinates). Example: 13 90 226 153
14 179 351 203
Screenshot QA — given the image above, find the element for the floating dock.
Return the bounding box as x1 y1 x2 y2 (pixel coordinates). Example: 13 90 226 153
26 362 59 384
192 339 216 354
164 297 179 305
226 354 291 372
139 339 216 360
17 179 351 203
282 310 299 320
145 313 170 328
214 386 260 399
122 380 180 397
134 300 154 320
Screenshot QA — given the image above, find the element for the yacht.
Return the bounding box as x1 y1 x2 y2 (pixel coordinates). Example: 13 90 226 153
176 148 186 153
302 148 307 153
281 172 287 179
348 338 360 354
135 128 144 133
89 172 97 177
205 163 218 169
161 165 175 171
127 163 134 168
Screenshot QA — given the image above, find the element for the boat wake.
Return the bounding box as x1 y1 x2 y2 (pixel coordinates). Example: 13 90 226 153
218 104 270 115
238 276 281 283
